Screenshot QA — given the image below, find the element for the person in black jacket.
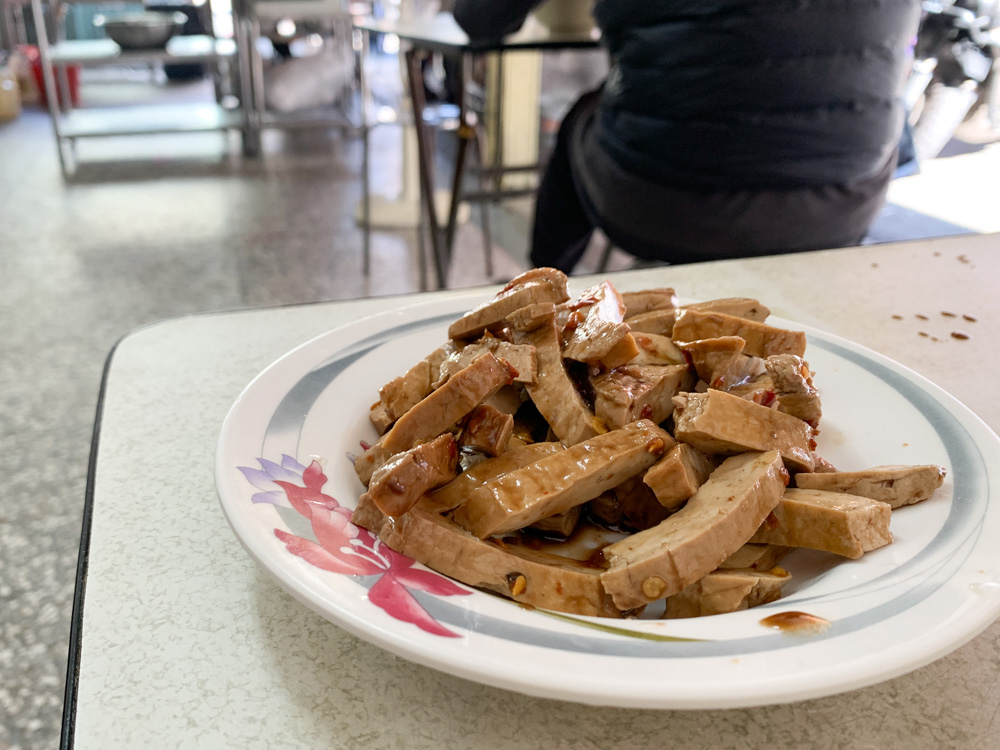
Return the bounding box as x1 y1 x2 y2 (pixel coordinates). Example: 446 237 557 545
453 0 922 272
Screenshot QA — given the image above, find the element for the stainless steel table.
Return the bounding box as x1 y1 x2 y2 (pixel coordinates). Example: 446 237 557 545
65 233 1000 748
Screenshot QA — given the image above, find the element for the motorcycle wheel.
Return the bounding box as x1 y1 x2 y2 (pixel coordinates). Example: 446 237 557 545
911 82 980 161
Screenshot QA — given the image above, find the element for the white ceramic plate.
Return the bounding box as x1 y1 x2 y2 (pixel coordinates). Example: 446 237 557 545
215 291 1000 709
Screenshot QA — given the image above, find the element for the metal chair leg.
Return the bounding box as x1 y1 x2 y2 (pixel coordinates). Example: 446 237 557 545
596 238 615 273
417 201 429 292
358 28 372 276
361 123 372 276
472 125 495 278
405 48 447 288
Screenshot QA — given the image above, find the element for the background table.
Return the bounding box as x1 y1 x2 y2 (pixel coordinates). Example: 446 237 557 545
67 233 1000 749
355 14 601 288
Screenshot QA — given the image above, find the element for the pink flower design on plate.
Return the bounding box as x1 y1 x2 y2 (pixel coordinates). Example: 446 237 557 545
239 457 470 637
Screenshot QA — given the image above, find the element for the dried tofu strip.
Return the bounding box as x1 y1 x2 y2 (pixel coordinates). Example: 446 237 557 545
436 340 537 386
453 420 672 539
613 475 672 530
561 281 631 364
677 337 768 393
765 354 822 425
677 336 747 386
663 567 790 619
726 373 775 403
449 268 569 340
529 505 581 537
458 405 514 457
644 443 716 510
351 492 387 533
514 316 601 446
621 288 678 318
600 451 787 610
595 334 641 371
680 297 770 323
719 543 791 570
624 309 676 336
673 389 815 472
673 308 806 358
506 301 557 332
426 441 562 514
354 353 516 486
630 332 687 366
749 488 892 559
363 434 459 517
793 465 945 509
589 492 624 527
593 364 694 430
480 384 523 416
369 342 459 434
377 503 623 618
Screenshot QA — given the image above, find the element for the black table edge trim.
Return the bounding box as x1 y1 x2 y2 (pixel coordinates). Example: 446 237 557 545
55 282 517 747
60 339 120 750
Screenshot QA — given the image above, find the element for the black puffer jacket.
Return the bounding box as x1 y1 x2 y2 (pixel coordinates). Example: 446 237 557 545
455 0 921 190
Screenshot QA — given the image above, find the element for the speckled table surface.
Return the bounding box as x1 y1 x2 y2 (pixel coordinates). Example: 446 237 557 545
69 233 1000 749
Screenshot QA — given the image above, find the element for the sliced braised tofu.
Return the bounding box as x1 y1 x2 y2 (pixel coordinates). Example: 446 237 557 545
676 336 746 385
351 492 386 533
676 338 768 395
480 384 523 416
600 450 788 610
794 465 946 509
449 268 570 340
369 342 459 434
596 334 641 371
593 364 694 430
663 567 790 619
459 404 514 457
812 453 839 473
354 280 939 621
506 301 557 332
426 441 562 514
629 332 687 366
673 389 815 472
354 352 516 486
749 488 892 559
719 357 770 396
613 475 673 530
514 316 601 446
765 354 822 425
672 308 806 358
453 420 672 539
644 443 716 510
624 309 676 336
528 505 582 537
363 434 459 517
588 492 624 526
726 372 776 404
621 288 678 318
377 503 623 618
719 543 792 570
561 281 631 364
438 340 537 385
680 297 770 323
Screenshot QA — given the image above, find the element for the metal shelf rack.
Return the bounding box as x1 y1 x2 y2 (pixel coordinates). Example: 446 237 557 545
28 0 253 175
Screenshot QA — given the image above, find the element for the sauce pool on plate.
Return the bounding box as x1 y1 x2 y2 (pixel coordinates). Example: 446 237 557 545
760 611 831 634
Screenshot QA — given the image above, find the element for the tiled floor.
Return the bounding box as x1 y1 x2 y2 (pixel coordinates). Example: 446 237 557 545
0 60 996 750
